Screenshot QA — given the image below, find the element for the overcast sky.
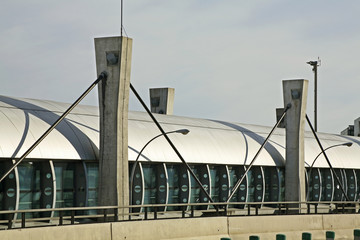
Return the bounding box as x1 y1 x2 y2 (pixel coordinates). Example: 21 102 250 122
1 1 359 134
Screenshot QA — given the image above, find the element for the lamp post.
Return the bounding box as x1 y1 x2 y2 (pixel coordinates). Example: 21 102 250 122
129 129 190 209
307 59 321 132
306 142 353 200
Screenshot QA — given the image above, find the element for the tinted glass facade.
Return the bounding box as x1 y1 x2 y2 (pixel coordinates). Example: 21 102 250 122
2 159 360 218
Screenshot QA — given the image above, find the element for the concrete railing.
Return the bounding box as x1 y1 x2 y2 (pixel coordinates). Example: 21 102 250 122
2 214 360 239
0 201 359 231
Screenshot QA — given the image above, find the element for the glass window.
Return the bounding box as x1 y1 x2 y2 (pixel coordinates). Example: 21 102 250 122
0 161 17 216
17 162 48 218
263 167 279 205
86 163 98 206
247 169 255 202
18 162 39 218
307 168 321 201
228 166 247 209
209 166 219 203
228 166 238 202
189 165 210 210
129 162 143 213
355 169 360 201
320 168 332 202
345 169 356 201
189 166 200 204
86 163 98 210
167 165 179 210
142 164 157 206
252 167 264 202
54 162 75 212
333 169 345 201
156 164 167 210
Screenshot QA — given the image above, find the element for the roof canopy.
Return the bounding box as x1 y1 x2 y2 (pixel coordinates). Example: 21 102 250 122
0 95 359 168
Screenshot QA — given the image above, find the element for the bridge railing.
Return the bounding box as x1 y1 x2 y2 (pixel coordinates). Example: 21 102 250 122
0 201 359 230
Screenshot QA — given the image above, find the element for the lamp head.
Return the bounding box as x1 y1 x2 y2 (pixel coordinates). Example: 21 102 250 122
306 61 318 66
343 142 353 147
176 129 190 135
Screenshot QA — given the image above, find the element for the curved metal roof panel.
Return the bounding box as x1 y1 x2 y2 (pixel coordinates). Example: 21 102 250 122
0 95 359 169
0 96 98 160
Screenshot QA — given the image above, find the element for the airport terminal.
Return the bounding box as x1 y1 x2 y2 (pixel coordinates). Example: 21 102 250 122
1 36 360 239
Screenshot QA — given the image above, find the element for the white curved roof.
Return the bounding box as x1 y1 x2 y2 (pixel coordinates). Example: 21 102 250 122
1 95 360 169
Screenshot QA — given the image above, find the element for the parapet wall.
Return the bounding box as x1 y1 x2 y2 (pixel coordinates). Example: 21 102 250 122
1 214 359 240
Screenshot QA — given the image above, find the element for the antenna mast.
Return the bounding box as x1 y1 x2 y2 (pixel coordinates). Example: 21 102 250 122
306 57 321 132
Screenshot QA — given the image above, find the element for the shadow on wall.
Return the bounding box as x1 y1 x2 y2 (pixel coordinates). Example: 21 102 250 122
211 120 285 166
0 96 97 159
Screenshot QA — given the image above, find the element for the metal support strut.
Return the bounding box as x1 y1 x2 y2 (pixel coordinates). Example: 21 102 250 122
226 104 291 203
0 72 108 183
130 83 217 208
305 114 349 201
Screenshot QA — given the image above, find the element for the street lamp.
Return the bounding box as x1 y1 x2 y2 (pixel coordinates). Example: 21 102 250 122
307 58 321 132
129 129 190 209
306 142 353 200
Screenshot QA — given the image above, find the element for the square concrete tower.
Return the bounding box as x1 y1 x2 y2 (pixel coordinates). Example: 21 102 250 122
150 88 175 115
94 36 132 218
283 79 308 209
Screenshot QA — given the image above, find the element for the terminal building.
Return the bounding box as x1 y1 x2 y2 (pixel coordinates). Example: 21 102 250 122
1 93 360 218
1 36 360 235
341 117 360 137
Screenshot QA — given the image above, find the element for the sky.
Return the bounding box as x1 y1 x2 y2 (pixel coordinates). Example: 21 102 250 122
1 0 360 134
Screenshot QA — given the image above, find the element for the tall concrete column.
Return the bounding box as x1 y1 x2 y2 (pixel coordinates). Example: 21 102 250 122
94 37 132 214
283 79 308 206
149 88 175 115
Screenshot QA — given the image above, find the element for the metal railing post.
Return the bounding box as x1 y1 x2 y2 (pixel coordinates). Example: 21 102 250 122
21 212 26 228
59 211 63 226
307 203 310 214
103 209 107 222
278 203 282 215
154 207 157 220
8 214 12 229
335 203 338 214
114 208 118 222
71 210 75 225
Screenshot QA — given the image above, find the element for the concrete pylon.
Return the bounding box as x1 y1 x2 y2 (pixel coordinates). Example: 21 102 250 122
94 36 132 216
282 79 308 208
149 88 175 115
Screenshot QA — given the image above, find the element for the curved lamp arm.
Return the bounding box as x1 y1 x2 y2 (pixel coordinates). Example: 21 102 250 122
129 129 189 208
306 142 352 201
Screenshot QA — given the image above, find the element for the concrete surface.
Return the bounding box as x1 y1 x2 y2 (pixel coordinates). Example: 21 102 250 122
1 214 360 240
283 79 308 206
149 88 175 115
94 36 133 214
